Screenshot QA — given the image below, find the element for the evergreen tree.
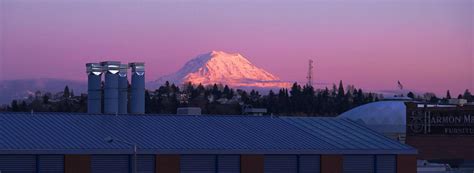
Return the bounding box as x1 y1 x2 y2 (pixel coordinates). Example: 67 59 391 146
211 84 221 100
337 80 345 99
170 83 180 95
239 90 250 104
343 88 353 111
266 90 277 114
145 90 152 113
196 84 205 96
446 90 451 99
20 101 28 112
302 85 315 114
229 89 235 100
11 100 19 112
321 87 331 114
331 84 338 98
290 83 302 96
277 89 290 114
223 85 232 99
354 89 364 105
334 81 346 113
42 95 50 104
463 89 473 101
289 83 302 113
366 93 374 103
63 86 70 98
249 90 262 106
407 92 415 99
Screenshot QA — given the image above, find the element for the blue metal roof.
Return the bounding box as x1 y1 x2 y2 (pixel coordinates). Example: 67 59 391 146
0 112 416 155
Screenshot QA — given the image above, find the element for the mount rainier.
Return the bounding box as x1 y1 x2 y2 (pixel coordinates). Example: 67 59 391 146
148 51 291 89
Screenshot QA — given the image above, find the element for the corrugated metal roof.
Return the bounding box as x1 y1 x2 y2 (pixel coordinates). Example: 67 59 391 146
0 112 416 154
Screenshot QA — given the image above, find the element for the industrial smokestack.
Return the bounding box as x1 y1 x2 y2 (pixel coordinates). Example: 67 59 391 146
118 64 129 114
86 63 103 114
129 62 145 114
101 61 120 114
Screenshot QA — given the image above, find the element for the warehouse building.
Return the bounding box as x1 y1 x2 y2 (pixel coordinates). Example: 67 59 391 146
0 112 416 173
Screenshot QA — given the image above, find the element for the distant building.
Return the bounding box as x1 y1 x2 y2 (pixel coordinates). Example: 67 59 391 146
242 108 267 116
340 101 474 170
339 101 407 142
447 98 468 105
177 107 202 115
405 102 474 168
242 105 267 116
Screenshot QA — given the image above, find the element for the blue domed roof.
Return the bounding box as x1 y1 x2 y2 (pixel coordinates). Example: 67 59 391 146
339 101 406 133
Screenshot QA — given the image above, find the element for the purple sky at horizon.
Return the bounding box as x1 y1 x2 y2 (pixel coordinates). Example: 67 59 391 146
1 0 473 96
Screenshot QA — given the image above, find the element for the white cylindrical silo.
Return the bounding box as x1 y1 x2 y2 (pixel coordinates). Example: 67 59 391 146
118 64 129 114
129 62 145 114
101 61 120 114
86 63 103 114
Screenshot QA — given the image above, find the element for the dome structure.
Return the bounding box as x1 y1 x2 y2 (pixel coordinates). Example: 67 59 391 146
339 101 407 133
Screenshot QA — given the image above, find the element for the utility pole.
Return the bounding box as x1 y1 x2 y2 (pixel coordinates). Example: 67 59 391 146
104 137 137 173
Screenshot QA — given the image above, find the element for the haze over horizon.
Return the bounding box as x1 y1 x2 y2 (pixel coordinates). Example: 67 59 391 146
1 0 472 96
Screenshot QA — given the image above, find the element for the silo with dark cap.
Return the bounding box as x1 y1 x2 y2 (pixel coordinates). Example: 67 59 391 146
129 62 145 114
118 64 129 114
86 63 103 114
101 61 121 114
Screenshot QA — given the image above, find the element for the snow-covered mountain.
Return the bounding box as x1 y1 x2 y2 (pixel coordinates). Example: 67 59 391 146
148 51 291 89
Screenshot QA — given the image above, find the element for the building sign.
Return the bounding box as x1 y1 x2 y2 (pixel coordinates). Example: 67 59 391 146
407 106 474 136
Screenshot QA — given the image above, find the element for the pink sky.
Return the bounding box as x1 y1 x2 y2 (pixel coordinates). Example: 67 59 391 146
1 0 472 96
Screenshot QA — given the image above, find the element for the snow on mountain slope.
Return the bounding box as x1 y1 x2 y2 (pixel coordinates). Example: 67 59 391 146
148 51 291 89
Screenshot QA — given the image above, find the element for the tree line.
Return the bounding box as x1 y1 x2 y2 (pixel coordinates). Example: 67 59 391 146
2 81 473 116
144 81 380 116
4 86 87 113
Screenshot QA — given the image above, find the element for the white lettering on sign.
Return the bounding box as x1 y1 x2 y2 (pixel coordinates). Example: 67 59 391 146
444 128 474 134
430 114 474 124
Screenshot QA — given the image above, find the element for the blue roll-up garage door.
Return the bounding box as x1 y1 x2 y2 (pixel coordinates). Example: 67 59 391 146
137 155 155 173
0 155 36 173
299 155 320 173
92 155 130 173
217 155 240 173
38 155 64 173
343 155 375 173
181 155 216 173
376 155 396 173
264 155 298 173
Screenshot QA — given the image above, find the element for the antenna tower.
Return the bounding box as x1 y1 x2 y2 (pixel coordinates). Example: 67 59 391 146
306 59 314 87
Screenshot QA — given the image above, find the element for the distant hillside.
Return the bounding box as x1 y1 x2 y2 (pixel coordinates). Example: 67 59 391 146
0 78 86 104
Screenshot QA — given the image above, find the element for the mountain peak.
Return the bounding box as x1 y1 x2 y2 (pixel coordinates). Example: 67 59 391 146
149 51 291 89
209 50 240 57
